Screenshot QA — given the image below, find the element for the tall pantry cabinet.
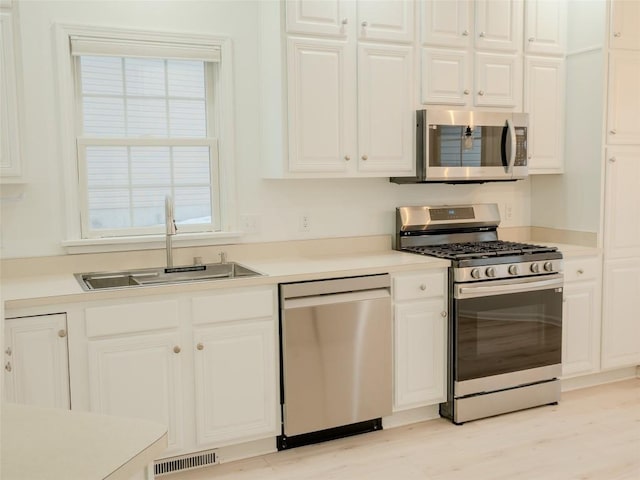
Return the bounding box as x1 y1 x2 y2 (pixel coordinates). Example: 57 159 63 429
601 0 640 369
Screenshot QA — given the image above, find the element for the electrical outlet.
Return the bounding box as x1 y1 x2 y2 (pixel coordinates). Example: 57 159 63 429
504 203 514 221
299 214 311 232
239 214 260 234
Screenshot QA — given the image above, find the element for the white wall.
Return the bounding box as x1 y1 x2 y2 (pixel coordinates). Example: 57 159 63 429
0 0 531 259
530 0 606 236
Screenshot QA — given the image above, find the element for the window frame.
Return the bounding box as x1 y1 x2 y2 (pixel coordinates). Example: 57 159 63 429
54 24 238 252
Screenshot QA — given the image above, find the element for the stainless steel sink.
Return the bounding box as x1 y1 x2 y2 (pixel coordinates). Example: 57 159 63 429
76 262 264 291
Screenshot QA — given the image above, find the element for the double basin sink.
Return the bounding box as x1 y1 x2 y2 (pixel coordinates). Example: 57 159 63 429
76 262 264 291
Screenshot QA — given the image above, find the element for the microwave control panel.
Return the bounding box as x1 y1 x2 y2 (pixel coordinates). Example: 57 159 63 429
514 127 528 166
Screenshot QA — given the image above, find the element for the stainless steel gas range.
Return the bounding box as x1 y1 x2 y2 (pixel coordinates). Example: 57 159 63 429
396 204 563 424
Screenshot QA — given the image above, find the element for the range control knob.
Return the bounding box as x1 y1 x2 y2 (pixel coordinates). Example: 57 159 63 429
471 268 481 279
543 261 554 272
485 267 496 278
530 263 540 273
508 265 519 275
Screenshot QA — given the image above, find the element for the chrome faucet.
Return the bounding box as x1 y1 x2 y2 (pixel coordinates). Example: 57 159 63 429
165 195 178 269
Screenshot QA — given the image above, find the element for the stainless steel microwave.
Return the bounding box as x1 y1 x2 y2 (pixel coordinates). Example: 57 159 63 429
391 110 529 184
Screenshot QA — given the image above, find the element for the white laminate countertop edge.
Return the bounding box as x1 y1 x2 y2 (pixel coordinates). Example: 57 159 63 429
1 403 167 480
1 251 450 310
1 243 601 311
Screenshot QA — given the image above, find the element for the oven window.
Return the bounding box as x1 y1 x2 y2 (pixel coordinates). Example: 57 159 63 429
455 288 562 381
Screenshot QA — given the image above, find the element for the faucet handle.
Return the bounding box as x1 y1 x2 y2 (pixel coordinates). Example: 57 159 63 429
219 252 227 264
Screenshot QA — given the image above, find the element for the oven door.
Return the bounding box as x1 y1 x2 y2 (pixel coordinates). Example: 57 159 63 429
452 274 563 396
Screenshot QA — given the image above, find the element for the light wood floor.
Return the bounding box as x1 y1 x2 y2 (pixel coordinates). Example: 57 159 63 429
171 379 640 480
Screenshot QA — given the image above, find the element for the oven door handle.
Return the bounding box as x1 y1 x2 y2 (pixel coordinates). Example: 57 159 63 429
455 275 564 300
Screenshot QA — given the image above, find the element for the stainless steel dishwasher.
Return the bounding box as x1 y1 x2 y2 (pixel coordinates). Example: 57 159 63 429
277 274 392 450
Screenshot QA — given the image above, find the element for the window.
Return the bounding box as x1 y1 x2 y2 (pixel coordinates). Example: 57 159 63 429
58 27 235 244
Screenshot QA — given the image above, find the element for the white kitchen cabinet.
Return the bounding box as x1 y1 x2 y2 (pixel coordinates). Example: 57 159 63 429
607 51 640 145
193 319 276 447
610 0 640 51
88 332 185 452
286 36 356 174
392 270 447 411
279 5 415 177
285 0 352 37
420 0 522 109
524 0 567 56
420 0 471 48
190 287 278 448
474 52 522 108
603 147 640 259
474 0 523 53
259 0 419 178
561 256 602 377
85 300 184 453
285 0 414 43
421 47 470 105
421 0 522 52
525 56 565 173
82 286 278 458
4 314 70 409
601 258 640 370
0 9 22 181
421 49 521 108
357 0 415 43
357 43 414 173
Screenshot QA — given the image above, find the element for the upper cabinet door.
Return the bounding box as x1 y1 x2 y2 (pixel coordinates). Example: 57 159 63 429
357 0 415 43
0 11 22 180
607 51 640 144
474 52 522 108
524 0 567 55
610 0 640 50
475 0 523 52
525 56 565 173
421 47 471 105
285 0 355 37
286 37 357 174
357 43 415 175
421 0 471 48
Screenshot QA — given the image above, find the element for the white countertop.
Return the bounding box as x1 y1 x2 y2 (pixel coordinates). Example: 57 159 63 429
0 242 601 310
1 251 449 309
1 403 167 480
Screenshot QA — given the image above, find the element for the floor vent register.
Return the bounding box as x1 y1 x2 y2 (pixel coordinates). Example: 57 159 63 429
154 449 219 476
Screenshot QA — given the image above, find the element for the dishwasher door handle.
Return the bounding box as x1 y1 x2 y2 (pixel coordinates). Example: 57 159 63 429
284 288 390 310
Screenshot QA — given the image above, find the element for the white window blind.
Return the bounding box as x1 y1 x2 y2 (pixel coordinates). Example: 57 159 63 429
73 36 220 239
70 36 221 62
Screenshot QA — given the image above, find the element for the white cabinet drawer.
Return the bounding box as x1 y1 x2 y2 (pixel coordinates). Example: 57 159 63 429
393 271 446 302
192 287 275 325
86 300 180 338
563 257 601 283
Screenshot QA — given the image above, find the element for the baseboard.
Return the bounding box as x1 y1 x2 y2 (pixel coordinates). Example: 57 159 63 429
215 437 276 465
382 404 440 429
561 366 639 392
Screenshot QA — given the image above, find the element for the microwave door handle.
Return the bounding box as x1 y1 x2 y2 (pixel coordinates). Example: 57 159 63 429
505 118 516 174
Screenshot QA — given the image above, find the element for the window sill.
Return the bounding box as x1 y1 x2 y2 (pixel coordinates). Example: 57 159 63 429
62 231 243 255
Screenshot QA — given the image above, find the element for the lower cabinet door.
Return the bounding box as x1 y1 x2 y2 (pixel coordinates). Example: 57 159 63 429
562 281 601 377
601 258 640 369
4 314 70 409
193 318 277 447
87 331 184 453
394 299 447 410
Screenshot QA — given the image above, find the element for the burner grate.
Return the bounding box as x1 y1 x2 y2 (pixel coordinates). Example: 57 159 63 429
404 241 557 261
